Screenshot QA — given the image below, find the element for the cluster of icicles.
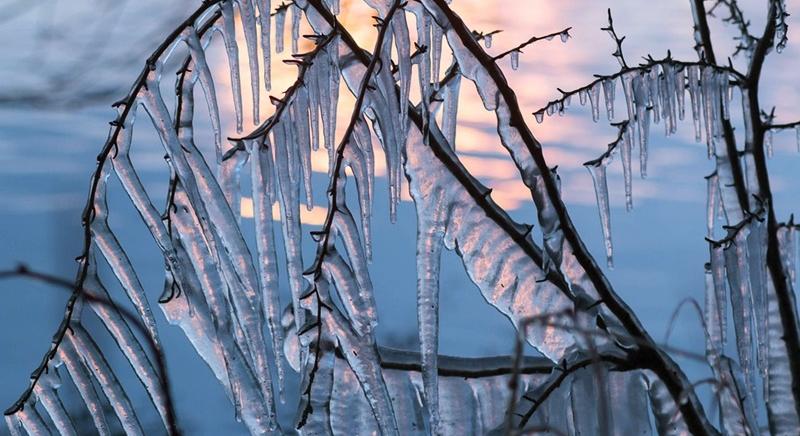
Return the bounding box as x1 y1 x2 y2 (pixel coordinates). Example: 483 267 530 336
535 61 740 268
7 0 800 435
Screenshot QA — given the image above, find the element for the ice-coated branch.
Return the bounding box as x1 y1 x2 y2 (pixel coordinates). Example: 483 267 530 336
531 56 744 123
230 30 339 144
420 0 719 433
742 0 800 420
1 0 223 424
290 1 404 432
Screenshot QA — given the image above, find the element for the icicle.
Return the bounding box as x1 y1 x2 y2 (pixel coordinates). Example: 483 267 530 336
620 73 637 149
796 126 800 152
710 244 728 348
602 78 615 120
510 50 519 70
779 224 797 283
327 42 340 159
687 65 702 142
621 124 634 211
184 28 223 159
246 138 287 397
412 7 431 118
747 219 769 379
316 49 333 153
442 73 461 148
586 162 613 268
92 169 161 354
256 0 272 91
290 93 314 209
560 31 570 43
272 119 305 322
291 4 301 54
632 75 649 175
534 110 544 124
68 325 144 435
351 118 374 259
720 72 730 120
323 306 400 436
58 337 110 435
275 4 287 54
765 264 800 432
432 21 443 89
4 415 23 436
645 371 690 435
724 228 756 397
170 191 279 433
701 67 716 156
333 205 378 327
415 187 449 435
84 260 173 431
704 264 722 358
220 0 244 132
237 0 261 124
716 357 759 435
34 370 77 436
589 82 601 122
392 13 411 134
16 402 50 436
706 172 719 238
675 66 686 121
766 129 774 158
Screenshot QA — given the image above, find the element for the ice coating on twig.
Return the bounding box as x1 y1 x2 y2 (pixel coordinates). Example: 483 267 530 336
237 0 261 124
246 138 287 395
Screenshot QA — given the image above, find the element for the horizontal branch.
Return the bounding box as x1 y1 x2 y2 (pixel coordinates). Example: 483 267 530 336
532 56 746 119
492 27 572 60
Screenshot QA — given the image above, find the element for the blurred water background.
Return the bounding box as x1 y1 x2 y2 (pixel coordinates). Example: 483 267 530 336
1 0 799 433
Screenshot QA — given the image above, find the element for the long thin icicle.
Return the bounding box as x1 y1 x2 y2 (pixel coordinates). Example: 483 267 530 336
247 138 287 393
220 0 244 132
586 160 613 268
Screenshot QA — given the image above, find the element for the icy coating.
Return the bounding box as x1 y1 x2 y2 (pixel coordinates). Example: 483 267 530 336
7 0 800 435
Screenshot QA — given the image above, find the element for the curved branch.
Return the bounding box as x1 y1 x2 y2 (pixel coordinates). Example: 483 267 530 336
2 0 223 421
